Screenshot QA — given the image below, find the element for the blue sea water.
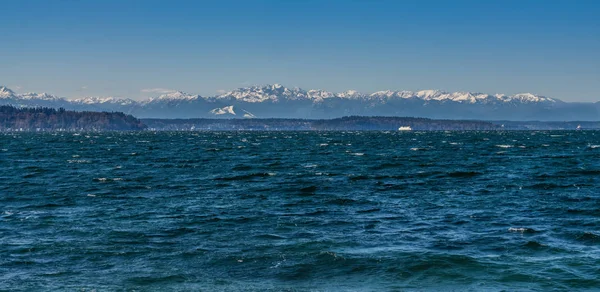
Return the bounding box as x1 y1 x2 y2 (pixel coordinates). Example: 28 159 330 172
1 131 599 291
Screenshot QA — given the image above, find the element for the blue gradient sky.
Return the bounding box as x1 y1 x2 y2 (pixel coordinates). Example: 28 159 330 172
1 0 598 101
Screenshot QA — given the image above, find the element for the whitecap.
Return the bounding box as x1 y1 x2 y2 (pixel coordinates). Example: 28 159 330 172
302 163 318 168
508 227 528 233
67 159 91 164
496 145 513 148
352 153 364 156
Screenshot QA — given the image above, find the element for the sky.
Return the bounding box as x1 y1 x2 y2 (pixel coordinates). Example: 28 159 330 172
0 0 599 101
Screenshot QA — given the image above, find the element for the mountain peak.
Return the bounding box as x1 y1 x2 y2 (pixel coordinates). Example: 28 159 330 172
218 84 306 103
210 105 236 115
511 93 556 103
154 91 199 101
337 89 364 99
72 96 136 105
0 86 16 98
416 90 444 98
307 89 335 101
21 92 62 101
0 86 13 92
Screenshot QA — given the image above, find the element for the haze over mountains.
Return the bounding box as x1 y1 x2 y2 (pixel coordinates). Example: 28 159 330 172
1 84 598 121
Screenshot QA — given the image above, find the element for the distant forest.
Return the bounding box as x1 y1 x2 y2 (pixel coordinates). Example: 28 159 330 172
0 106 147 131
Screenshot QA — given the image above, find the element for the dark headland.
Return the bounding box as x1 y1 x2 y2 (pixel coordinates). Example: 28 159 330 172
0 106 146 131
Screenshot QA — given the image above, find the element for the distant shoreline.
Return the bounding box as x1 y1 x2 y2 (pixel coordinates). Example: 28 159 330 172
1 105 598 131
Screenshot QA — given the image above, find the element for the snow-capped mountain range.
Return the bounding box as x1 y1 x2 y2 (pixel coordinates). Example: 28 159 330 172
212 84 558 104
1 84 598 120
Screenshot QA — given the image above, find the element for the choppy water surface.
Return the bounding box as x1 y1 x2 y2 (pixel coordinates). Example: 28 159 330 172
1 131 600 291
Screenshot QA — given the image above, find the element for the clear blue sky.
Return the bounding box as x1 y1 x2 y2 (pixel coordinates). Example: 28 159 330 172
1 0 598 101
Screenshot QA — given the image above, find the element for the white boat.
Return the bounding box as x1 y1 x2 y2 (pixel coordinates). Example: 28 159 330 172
398 126 412 131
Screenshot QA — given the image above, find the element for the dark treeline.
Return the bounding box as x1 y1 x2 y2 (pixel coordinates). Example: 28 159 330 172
0 106 147 131
142 116 500 131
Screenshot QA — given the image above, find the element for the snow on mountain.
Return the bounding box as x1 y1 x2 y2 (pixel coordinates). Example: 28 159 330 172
242 109 256 118
210 105 236 115
151 91 200 101
209 106 257 118
72 96 136 105
0 86 16 98
20 92 62 101
370 90 417 100
0 86 67 104
415 90 442 100
307 89 335 102
217 84 309 102
508 93 556 103
415 91 490 103
1 87 61 101
0 85 561 105
337 90 364 99
362 89 558 104
370 90 398 99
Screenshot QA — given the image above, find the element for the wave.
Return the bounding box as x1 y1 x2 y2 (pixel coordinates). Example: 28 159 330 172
213 172 276 181
508 227 538 233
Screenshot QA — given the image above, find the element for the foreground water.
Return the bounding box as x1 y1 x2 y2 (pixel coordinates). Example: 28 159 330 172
1 131 599 291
